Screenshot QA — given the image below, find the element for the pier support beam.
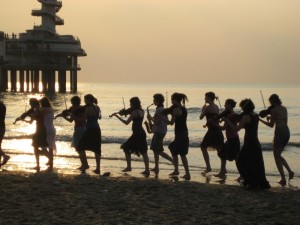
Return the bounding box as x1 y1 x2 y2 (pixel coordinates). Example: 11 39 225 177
19 70 25 92
58 70 66 93
11 70 17 92
0 68 8 92
33 70 40 92
48 70 55 94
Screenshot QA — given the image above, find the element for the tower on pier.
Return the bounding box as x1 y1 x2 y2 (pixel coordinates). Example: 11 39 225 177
0 0 86 93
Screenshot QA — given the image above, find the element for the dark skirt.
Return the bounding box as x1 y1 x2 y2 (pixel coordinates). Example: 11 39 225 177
78 127 101 154
200 127 224 150
218 137 240 161
150 132 166 153
121 130 148 156
236 141 270 189
32 126 48 148
168 131 189 156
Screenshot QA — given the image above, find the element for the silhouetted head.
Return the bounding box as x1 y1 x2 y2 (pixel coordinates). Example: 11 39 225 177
130 97 142 110
171 92 188 106
153 93 165 106
240 99 255 113
40 97 51 108
71 96 81 106
29 98 39 108
84 94 98 105
225 99 236 109
269 94 282 105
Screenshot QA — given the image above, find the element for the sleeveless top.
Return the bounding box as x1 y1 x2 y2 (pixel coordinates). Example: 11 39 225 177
132 111 145 133
205 112 219 129
85 106 100 129
175 107 188 133
244 113 259 144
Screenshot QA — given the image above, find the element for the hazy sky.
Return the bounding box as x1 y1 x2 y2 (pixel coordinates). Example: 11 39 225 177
1 0 300 84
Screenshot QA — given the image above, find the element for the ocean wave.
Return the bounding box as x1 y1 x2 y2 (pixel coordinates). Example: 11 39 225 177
5 134 300 150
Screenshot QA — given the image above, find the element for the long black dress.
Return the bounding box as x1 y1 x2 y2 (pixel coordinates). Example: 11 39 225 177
236 113 270 189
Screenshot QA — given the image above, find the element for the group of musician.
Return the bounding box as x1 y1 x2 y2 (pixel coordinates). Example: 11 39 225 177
0 91 294 189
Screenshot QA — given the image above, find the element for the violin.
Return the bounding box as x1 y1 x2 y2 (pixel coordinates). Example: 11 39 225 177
259 105 275 118
54 107 72 119
109 108 133 118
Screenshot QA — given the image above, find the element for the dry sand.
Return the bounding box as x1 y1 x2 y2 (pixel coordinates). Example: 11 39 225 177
1 169 300 225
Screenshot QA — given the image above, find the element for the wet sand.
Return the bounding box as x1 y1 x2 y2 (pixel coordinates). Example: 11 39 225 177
1 157 300 225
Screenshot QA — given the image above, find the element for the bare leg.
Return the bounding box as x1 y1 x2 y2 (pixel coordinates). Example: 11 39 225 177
93 152 101 174
154 152 159 174
141 153 150 176
159 152 173 163
215 159 227 177
180 155 191 180
122 152 132 172
169 155 179 175
201 147 211 173
48 148 53 169
78 150 89 173
34 147 40 171
273 147 286 184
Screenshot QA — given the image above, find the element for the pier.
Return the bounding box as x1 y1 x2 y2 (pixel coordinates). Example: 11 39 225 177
0 0 86 93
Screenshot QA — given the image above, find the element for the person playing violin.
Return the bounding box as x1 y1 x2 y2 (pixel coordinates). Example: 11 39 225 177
147 93 173 176
199 92 224 174
259 94 294 185
110 97 149 176
77 94 102 174
61 96 86 170
166 93 191 180
0 100 10 167
215 99 240 179
224 99 270 190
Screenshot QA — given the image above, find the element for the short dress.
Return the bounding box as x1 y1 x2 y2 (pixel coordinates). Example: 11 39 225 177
121 113 148 156
70 106 86 149
200 112 224 150
218 114 240 161
32 110 48 148
168 107 189 156
43 107 56 152
78 107 101 154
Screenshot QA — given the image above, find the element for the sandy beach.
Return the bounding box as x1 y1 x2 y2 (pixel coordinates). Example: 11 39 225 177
1 161 300 225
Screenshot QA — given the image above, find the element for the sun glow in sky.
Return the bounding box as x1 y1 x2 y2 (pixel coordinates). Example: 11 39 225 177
1 0 300 84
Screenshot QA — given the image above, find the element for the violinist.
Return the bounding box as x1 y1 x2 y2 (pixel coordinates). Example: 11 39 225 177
259 94 294 185
77 94 102 174
147 94 173 176
199 92 224 174
224 99 270 189
215 99 240 179
110 97 149 176
166 92 190 180
61 96 86 170
14 98 48 171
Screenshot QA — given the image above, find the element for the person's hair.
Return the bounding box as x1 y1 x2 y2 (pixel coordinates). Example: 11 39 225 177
269 94 282 105
29 98 39 107
40 97 51 108
239 99 255 113
225 99 236 108
171 92 188 106
84 94 98 105
130 97 142 110
71 96 81 106
205 91 217 101
153 93 165 105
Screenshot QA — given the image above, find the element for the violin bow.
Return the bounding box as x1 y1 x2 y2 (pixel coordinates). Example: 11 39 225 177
122 97 127 117
260 90 266 109
63 95 68 110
